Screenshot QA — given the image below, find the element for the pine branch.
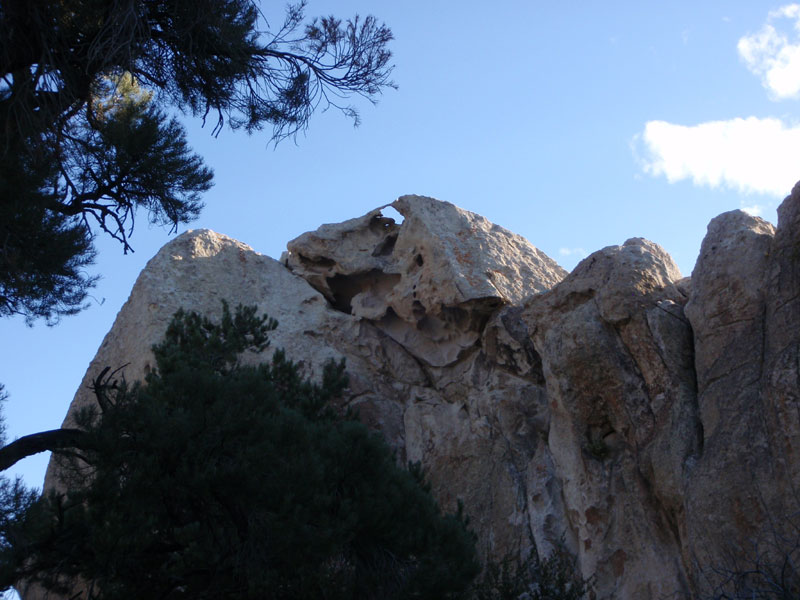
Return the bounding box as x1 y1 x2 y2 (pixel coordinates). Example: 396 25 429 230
0 428 92 472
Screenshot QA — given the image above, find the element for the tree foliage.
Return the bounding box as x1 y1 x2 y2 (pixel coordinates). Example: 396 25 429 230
0 0 394 323
0 303 478 599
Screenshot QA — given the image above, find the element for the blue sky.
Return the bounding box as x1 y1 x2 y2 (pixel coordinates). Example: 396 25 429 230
3 1 800 493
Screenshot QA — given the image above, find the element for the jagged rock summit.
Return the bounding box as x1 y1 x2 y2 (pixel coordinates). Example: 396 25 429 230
285 195 566 366
37 191 800 600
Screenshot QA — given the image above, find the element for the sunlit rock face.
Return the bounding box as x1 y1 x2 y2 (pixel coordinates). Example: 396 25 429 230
521 237 698 598
285 195 566 367
682 195 800 594
33 191 800 600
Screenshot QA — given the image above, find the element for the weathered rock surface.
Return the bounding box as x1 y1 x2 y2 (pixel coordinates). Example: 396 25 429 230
523 237 699 598
682 194 800 592
33 191 800 600
285 195 566 367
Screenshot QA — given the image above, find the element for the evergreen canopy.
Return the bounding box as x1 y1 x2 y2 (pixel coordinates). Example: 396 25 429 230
0 0 394 323
0 303 479 599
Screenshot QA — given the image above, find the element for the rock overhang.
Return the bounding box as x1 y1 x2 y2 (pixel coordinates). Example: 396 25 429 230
283 195 568 367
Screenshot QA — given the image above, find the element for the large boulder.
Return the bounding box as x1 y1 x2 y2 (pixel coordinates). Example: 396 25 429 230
522 237 698 598
682 189 800 592
284 195 565 367
42 196 569 569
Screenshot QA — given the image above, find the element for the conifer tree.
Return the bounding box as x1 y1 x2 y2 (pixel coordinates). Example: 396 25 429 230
0 1 394 323
0 304 479 599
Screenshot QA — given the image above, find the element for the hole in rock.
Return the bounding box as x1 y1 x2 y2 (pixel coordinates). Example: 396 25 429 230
415 254 424 266
326 270 401 315
439 305 469 328
372 233 398 257
381 205 404 225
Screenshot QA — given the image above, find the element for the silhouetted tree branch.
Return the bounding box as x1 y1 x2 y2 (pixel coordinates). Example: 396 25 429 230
0 0 394 324
0 429 92 473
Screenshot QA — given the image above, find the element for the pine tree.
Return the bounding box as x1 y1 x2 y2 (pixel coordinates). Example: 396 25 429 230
0 303 478 599
0 1 394 323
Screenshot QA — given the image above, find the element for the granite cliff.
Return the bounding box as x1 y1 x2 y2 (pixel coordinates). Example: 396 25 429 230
35 188 800 599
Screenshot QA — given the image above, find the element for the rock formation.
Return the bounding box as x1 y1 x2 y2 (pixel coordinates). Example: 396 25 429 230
35 190 800 599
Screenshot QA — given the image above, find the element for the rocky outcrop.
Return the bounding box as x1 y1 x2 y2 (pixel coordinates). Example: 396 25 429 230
682 194 800 591
36 191 800 600
44 196 570 565
682 210 778 580
284 195 565 367
522 238 699 598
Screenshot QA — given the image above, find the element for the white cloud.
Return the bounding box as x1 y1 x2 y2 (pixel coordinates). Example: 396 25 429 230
636 116 800 197
559 247 588 258
738 4 800 99
740 204 765 216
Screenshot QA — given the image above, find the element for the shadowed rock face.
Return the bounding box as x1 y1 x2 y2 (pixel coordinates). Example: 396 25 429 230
31 191 800 600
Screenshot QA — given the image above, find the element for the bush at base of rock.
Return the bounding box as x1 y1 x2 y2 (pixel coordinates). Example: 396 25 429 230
471 541 592 600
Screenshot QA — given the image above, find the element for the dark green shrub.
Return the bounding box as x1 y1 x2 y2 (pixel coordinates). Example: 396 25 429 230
1 303 478 599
